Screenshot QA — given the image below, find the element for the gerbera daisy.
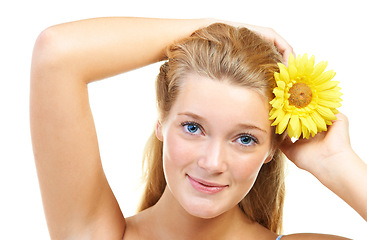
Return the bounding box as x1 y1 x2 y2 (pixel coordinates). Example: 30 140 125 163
269 54 342 139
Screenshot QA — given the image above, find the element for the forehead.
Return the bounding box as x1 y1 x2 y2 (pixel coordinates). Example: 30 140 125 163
169 74 271 130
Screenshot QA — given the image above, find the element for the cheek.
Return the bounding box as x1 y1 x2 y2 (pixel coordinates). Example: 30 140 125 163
162 131 195 174
230 147 271 184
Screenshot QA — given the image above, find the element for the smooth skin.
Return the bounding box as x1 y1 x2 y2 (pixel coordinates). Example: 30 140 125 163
30 17 366 240
125 75 279 240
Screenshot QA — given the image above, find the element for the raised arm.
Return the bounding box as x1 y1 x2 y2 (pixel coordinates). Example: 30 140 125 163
281 113 367 221
30 17 214 239
30 17 294 239
34 17 216 83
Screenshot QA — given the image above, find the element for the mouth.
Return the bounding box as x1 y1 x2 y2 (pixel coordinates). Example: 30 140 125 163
186 174 228 194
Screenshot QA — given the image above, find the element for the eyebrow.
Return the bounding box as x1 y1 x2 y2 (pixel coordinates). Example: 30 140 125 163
177 112 268 134
178 112 205 122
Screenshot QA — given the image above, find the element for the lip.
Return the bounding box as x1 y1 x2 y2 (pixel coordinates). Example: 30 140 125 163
186 174 228 194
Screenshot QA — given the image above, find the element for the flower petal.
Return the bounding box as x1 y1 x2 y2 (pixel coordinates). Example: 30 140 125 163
273 88 285 98
289 114 302 138
314 70 336 85
331 108 339 114
289 65 297 79
270 108 285 123
310 111 327 131
301 53 309 65
296 54 302 68
288 53 296 67
318 99 342 109
316 80 340 92
300 117 311 139
276 112 291 134
305 55 315 75
278 63 290 84
276 80 286 89
272 98 284 109
297 57 305 76
311 61 328 79
306 115 318 136
274 72 280 82
316 105 337 120
317 90 343 101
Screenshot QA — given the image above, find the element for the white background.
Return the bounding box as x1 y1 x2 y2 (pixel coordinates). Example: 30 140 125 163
1 0 366 239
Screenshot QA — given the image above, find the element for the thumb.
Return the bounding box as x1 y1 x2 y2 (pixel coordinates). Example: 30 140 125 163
279 134 293 157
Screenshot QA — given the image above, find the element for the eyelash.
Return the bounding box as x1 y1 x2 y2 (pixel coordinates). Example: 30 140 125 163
181 121 203 135
180 121 259 147
235 133 259 147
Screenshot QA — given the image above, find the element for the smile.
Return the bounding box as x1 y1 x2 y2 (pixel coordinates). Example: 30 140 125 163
186 174 228 194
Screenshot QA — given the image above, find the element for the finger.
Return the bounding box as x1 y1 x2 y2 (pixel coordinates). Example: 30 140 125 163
260 28 295 64
326 112 350 143
279 134 294 156
282 48 296 66
272 36 294 64
244 25 295 64
333 112 349 125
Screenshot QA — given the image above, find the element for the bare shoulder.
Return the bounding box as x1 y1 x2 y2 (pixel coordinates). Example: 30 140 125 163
283 233 351 240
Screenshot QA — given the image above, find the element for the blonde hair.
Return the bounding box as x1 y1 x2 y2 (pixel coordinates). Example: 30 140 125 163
138 23 286 234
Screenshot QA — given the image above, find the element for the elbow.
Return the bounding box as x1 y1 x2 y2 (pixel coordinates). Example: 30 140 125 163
31 26 87 83
30 25 81 90
31 26 65 70
30 27 64 102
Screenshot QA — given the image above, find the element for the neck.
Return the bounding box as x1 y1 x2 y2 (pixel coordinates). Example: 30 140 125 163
149 187 253 240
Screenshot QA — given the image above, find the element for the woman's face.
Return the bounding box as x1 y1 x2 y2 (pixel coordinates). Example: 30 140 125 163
156 74 273 219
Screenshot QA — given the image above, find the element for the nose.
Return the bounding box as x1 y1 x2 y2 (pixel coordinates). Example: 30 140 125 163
197 138 228 174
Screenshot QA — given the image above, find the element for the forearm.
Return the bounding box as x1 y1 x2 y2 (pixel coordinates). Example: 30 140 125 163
314 150 367 221
37 17 213 83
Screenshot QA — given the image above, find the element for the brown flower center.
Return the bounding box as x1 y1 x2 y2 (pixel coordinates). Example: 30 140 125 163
288 82 312 108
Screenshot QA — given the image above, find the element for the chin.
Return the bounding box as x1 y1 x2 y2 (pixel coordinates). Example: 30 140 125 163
181 197 230 219
187 207 223 219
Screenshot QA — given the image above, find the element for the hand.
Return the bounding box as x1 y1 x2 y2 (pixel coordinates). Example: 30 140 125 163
243 24 295 64
280 113 352 175
209 19 294 63
220 20 294 63
281 113 367 220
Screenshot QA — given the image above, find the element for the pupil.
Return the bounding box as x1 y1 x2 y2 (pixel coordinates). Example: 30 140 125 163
241 136 251 144
188 125 198 133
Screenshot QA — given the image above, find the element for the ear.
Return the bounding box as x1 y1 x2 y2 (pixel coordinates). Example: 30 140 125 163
264 155 273 164
264 149 275 164
155 120 164 142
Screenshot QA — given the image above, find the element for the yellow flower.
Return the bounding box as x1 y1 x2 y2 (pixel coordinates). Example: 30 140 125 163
269 54 342 139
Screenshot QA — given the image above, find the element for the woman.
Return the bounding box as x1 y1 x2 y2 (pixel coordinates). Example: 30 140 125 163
30 17 366 239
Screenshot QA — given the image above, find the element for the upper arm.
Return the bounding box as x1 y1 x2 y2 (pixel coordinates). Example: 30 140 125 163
30 28 125 239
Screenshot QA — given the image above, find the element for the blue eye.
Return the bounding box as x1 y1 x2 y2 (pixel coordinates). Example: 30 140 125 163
182 122 202 135
237 134 258 146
